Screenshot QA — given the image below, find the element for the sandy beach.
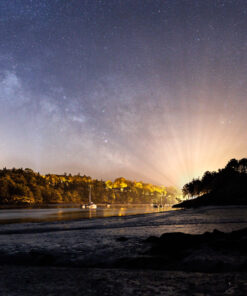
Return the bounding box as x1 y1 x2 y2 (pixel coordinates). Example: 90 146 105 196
0 206 247 295
1 266 247 296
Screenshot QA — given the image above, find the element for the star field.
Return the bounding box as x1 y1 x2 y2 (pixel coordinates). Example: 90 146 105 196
1 0 247 186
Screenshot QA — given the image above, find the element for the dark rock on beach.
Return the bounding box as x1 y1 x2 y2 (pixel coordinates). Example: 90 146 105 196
116 236 129 242
117 228 247 272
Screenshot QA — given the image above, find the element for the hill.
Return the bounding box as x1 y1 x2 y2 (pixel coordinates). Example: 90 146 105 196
174 158 247 208
0 168 180 206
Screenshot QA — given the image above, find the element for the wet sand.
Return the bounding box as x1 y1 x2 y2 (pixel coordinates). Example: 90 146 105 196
0 266 247 296
0 206 247 295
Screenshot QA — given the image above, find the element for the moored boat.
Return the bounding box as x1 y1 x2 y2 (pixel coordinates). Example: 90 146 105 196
81 185 97 209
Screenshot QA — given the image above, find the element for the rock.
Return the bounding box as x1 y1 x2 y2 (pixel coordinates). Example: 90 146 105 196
141 228 247 272
116 236 128 242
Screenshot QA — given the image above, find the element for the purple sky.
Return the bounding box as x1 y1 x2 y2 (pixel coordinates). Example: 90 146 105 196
1 0 247 187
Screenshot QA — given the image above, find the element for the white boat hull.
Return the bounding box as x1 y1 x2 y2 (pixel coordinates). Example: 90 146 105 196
81 203 97 209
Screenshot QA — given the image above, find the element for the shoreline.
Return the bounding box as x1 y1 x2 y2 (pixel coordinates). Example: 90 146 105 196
0 202 163 210
0 204 176 225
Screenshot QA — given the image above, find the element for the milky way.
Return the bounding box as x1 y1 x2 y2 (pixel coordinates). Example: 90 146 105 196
1 0 247 186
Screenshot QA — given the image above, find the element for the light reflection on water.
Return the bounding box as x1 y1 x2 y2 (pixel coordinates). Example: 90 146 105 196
0 204 175 224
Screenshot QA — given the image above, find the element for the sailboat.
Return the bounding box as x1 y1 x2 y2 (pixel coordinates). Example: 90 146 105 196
151 199 158 208
81 185 97 209
152 196 164 208
159 195 164 208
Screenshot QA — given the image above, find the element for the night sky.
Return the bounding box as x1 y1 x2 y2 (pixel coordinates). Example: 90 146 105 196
1 0 247 187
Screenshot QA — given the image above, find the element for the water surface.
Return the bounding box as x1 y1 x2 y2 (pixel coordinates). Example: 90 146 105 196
0 204 174 224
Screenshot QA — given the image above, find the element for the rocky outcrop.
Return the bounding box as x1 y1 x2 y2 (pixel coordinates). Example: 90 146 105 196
116 228 247 272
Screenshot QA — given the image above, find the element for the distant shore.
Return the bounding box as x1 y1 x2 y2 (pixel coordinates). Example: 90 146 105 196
0 203 81 209
0 168 180 207
174 193 247 208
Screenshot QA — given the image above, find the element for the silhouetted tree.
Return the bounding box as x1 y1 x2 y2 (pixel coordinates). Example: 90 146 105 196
180 158 247 206
225 158 239 171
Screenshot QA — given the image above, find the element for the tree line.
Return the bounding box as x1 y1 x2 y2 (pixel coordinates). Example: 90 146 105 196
0 168 181 206
178 158 247 207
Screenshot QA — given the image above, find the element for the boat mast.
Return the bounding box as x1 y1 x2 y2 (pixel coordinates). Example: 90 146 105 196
89 184 92 203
